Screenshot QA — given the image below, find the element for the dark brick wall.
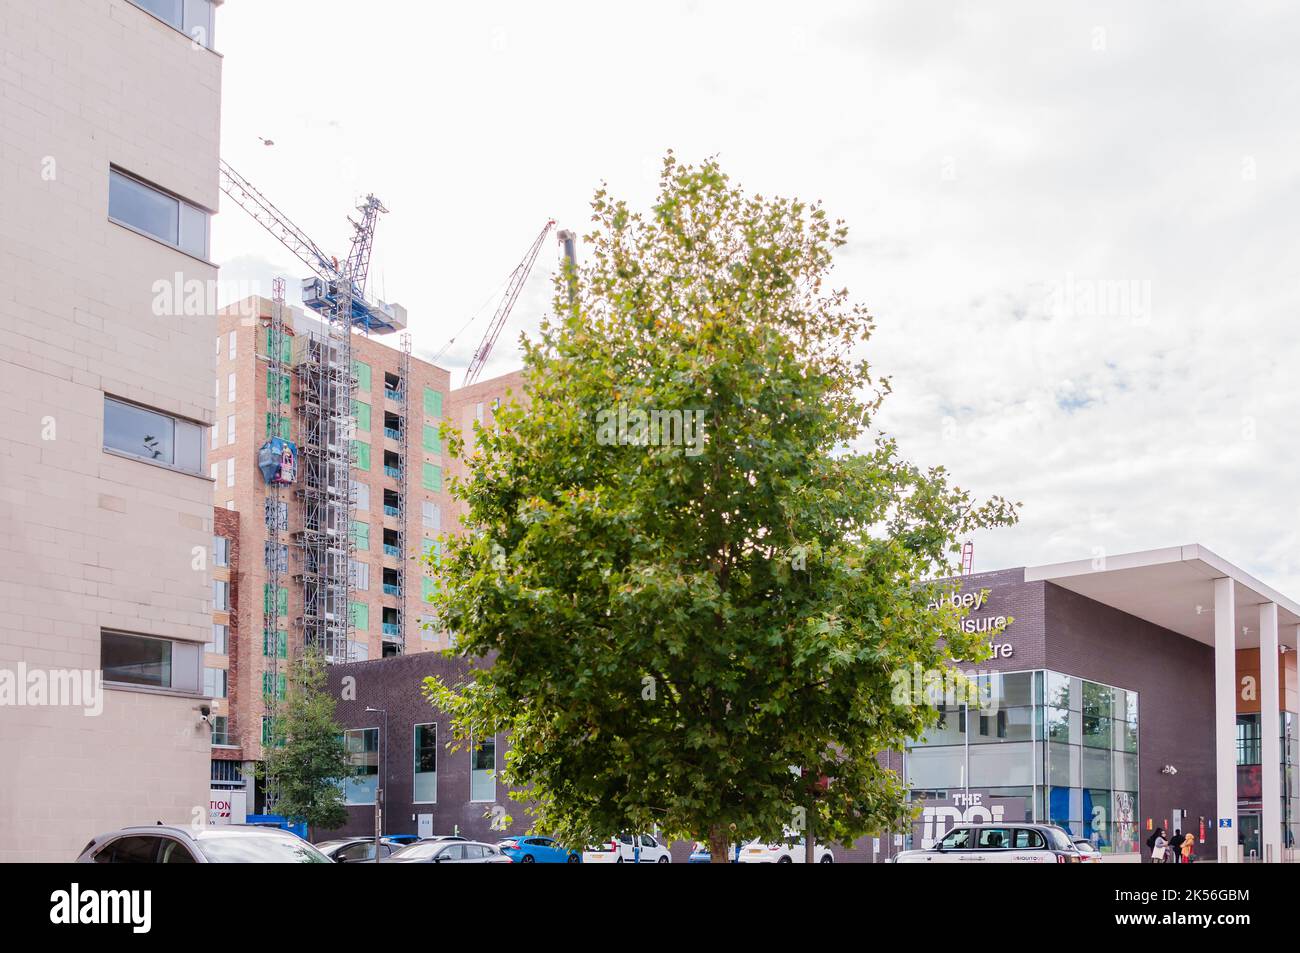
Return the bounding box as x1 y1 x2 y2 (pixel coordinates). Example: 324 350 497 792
1043 582 1217 860
320 652 527 843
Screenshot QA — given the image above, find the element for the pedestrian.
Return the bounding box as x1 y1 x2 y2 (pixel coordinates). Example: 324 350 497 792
1180 832 1194 864
1147 826 1169 864
1169 829 1184 864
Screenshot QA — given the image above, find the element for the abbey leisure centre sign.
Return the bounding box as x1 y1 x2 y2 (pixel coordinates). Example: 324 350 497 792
926 590 1015 659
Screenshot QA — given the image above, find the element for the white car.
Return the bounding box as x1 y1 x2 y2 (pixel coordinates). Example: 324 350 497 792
892 824 1082 863
582 833 672 863
737 836 834 863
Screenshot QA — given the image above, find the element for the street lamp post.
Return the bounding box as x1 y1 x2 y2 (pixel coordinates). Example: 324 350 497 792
365 706 387 863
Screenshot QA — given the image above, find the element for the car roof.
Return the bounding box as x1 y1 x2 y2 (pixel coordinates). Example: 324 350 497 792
93 825 195 841
93 824 308 843
192 826 304 839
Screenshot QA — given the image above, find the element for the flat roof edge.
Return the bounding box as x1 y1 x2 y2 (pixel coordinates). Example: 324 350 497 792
1025 543 1300 621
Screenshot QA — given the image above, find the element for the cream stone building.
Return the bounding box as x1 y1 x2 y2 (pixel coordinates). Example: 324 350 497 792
0 0 224 861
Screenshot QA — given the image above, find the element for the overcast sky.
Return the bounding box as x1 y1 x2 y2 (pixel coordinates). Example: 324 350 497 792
212 0 1300 592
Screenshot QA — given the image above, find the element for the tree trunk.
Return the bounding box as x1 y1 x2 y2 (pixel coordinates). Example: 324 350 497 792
709 824 730 864
805 808 815 864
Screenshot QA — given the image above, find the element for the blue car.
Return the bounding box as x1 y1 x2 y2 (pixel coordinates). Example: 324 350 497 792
497 835 581 863
688 841 742 863
384 834 421 846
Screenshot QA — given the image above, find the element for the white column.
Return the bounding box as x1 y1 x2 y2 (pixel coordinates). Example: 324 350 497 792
1214 576 1238 862
1260 602 1281 863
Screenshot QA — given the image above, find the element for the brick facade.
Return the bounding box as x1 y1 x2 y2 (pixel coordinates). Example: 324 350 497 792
211 507 242 763
320 653 528 843
210 296 525 787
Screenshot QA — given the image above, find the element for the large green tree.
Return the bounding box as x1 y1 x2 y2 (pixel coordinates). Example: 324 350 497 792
258 648 349 832
425 154 1016 860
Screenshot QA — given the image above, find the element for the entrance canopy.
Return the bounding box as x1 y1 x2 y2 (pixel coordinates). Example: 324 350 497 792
1024 544 1300 651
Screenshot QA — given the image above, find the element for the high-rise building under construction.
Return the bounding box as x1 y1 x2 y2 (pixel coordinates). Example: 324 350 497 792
208 295 522 795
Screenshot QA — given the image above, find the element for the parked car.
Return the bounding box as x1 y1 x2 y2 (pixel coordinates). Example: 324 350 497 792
892 824 1082 863
1072 838 1103 863
384 834 421 846
581 833 672 863
382 839 512 863
581 841 620 864
314 837 402 863
737 836 834 864
688 841 742 863
497 835 581 863
77 825 333 863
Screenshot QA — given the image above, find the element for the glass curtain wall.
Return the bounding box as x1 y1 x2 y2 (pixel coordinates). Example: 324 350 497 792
906 669 1140 854
1235 711 1300 855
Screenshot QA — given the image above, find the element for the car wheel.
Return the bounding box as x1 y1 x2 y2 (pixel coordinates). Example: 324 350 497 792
777 856 793 864
657 855 669 863
616 856 623 863
819 855 833 863
567 854 580 863
521 854 535 863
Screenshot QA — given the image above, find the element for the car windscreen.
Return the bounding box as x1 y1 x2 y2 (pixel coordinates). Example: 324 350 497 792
196 833 331 863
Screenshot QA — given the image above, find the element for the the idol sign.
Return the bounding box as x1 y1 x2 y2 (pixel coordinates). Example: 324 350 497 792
913 791 1028 849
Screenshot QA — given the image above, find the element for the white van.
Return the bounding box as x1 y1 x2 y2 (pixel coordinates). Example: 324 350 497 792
582 833 672 863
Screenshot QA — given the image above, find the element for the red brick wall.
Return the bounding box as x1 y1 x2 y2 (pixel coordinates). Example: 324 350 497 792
213 507 242 761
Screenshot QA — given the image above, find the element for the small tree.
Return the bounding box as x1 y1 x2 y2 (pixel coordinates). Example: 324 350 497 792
425 154 1017 860
258 648 349 832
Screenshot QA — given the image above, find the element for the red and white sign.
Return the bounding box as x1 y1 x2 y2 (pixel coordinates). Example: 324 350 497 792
209 789 247 826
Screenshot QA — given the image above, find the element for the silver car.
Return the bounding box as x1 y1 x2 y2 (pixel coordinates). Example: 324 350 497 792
77 824 333 863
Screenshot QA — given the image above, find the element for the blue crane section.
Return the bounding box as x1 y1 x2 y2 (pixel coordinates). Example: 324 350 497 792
218 159 404 334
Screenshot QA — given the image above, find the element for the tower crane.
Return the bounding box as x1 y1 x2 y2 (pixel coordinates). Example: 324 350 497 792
217 158 402 334
463 219 557 386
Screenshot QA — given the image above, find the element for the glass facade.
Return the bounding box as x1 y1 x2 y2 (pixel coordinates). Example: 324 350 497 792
907 669 1140 854
1234 711 1300 856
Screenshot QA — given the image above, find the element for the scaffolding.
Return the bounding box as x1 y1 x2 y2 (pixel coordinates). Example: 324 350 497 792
262 278 289 804
293 286 357 663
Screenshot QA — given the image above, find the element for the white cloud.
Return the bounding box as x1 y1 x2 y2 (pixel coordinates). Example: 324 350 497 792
211 0 1300 591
